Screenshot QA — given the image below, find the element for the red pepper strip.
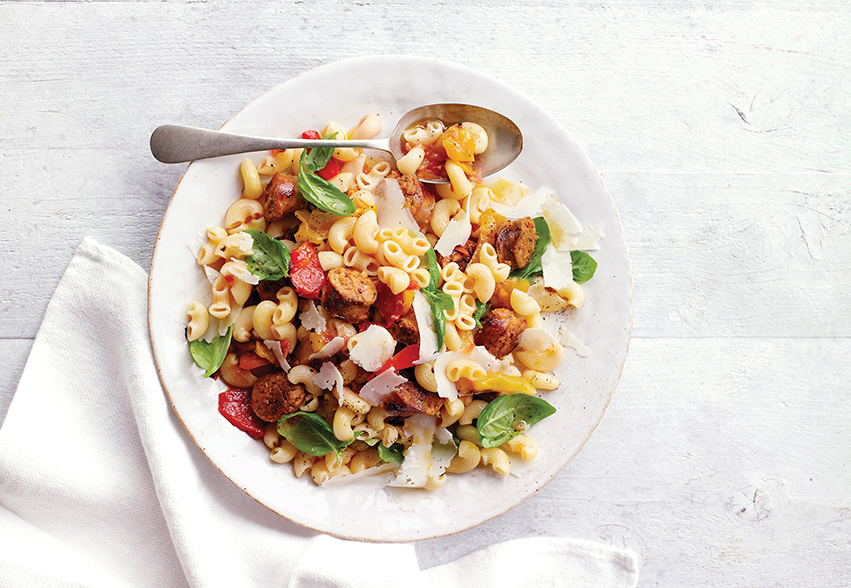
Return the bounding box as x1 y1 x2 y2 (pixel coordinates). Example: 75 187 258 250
302 129 321 140
376 281 406 324
238 352 269 371
218 388 265 439
289 242 326 300
375 344 421 376
316 157 342 180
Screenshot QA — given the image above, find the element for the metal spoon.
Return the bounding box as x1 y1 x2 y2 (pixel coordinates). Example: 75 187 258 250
149 103 522 183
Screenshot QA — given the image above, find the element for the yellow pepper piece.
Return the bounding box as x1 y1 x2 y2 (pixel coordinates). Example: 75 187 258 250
442 126 476 162
470 372 536 395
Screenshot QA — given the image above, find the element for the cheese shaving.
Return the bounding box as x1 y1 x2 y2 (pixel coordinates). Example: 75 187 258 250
359 367 408 406
314 362 345 399
375 179 419 231
349 324 395 372
299 300 326 333
558 327 591 357
541 245 574 291
263 340 291 371
412 290 440 364
518 327 559 352
434 214 472 257
309 336 346 360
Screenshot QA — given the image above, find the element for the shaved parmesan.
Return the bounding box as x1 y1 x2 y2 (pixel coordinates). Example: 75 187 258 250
558 327 591 357
375 179 419 231
518 327 559 352
299 300 326 333
485 186 549 219
350 324 396 372
564 224 605 252
222 259 260 285
309 336 346 360
263 340 291 371
434 213 472 257
359 367 408 406
412 290 440 364
541 245 574 291
203 266 222 286
541 193 604 252
314 362 345 399
389 415 437 488
321 463 398 487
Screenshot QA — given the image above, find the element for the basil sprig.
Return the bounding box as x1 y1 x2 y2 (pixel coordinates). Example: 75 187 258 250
296 132 355 217
510 217 551 281
244 229 290 281
570 250 597 284
277 411 360 461
377 442 405 464
301 131 338 172
422 248 455 350
188 327 232 378
297 157 355 216
472 299 489 329
476 393 556 448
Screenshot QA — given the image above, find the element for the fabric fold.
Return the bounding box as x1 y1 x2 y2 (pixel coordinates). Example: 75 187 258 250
0 237 638 588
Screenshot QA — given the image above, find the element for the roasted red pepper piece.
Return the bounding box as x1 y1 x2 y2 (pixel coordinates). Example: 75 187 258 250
316 157 342 180
375 344 421 376
377 281 405 324
238 352 269 370
302 130 321 140
289 242 326 299
218 388 265 439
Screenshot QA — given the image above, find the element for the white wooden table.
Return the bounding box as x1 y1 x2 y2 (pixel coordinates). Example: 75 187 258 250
2 2 849 585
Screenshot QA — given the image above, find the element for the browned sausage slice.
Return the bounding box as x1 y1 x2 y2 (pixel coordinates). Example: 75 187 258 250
495 217 538 269
263 173 302 221
321 267 377 323
393 172 435 229
381 381 443 416
387 309 420 347
251 372 306 422
474 307 527 359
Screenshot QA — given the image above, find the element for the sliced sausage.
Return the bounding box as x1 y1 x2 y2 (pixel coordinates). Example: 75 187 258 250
381 380 443 416
495 217 538 269
255 277 289 302
321 267 377 323
474 307 527 358
387 309 420 347
250 371 306 422
438 238 476 272
263 173 302 221
391 171 435 229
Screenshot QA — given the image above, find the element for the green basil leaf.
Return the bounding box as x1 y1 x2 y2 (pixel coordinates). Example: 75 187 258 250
244 230 290 281
377 442 405 464
570 250 598 284
297 158 356 216
423 288 454 312
472 300 489 329
510 217 552 281
476 393 556 448
432 307 447 351
188 327 232 378
277 411 360 460
302 131 339 172
425 247 442 291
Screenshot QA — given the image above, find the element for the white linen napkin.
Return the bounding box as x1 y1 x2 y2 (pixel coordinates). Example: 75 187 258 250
0 237 638 588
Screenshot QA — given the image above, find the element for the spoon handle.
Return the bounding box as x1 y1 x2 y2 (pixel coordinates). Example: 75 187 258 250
150 125 391 164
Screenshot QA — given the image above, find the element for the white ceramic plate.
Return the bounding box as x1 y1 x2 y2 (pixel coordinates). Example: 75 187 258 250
148 55 632 542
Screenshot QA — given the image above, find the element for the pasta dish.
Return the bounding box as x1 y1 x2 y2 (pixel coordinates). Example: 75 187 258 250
184 112 600 489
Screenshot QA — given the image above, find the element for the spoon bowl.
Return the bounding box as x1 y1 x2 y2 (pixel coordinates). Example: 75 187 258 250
150 103 522 183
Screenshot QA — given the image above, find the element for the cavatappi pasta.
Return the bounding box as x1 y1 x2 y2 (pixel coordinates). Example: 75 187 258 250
185 111 600 489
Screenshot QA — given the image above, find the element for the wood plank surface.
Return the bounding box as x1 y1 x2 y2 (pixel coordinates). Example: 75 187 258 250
2 1 849 585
